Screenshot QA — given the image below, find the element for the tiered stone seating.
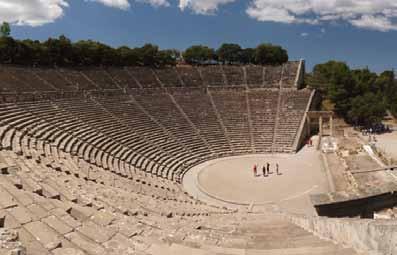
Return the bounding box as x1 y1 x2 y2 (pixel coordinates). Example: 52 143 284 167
264 65 283 88
274 89 312 152
0 150 232 255
154 67 183 87
106 68 141 89
34 68 77 91
248 90 278 152
95 95 196 180
81 69 120 90
0 61 368 255
134 92 213 160
210 89 252 153
172 90 232 155
52 98 167 177
0 154 361 255
175 66 203 87
7 67 56 92
282 61 300 87
222 66 245 86
245 65 264 88
199 65 226 86
0 67 34 92
126 67 161 88
58 69 98 90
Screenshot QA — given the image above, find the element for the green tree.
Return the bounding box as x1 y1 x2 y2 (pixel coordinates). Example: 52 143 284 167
254 43 288 65
216 43 242 64
137 44 159 66
183 45 215 64
0 22 11 37
240 48 255 64
157 49 179 66
347 93 386 127
117 46 139 66
44 35 74 66
311 61 356 117
0 36 17 63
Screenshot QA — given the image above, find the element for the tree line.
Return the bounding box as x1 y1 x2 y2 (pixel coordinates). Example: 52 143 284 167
0 22 288 67
308 61 397 127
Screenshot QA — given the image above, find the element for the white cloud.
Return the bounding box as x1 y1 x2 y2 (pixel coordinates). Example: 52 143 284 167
89 0 170 9
179 0 235 14
300 32 309 37
87 0 131 10
0 0 68 26
246 0 397 31
140 0 170 7
0 0 171 27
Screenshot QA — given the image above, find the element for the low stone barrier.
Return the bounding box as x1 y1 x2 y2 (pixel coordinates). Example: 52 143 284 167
285 213 397 255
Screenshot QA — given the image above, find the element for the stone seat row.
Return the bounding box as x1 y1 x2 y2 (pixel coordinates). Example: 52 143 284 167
0 62 301 93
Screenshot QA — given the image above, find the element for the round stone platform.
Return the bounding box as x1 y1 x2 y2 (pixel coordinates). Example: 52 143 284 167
183 146 330 214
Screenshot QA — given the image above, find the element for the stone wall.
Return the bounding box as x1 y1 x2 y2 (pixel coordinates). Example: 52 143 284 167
286 213 397 255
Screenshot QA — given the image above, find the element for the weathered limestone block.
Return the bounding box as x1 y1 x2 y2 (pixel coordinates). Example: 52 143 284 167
52 247 85 255
103 233 135 255
0 188 17 209
90 210 115 226
65 232 106 255
24 221 62 250
42 215 73 235
67 205 96 222
77 221 116 243
7 206 32 225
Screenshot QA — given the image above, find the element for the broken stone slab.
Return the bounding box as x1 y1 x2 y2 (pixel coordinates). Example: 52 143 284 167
39 183 61 200
52 247 85 255
67 204 96 222
42 215 73 235
65 231 106 255
19 177 42 196
6 206 33 225
51 208 81 229
26 204 49 220
24 221 62 250
90 210 115 226
0 188 17 209
17 227 52 255
77 221 116 243
1 211 21 229
103 233 135 254
12 191 34 208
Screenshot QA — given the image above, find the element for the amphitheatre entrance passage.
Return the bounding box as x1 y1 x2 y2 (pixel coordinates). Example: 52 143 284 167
184 147 330 213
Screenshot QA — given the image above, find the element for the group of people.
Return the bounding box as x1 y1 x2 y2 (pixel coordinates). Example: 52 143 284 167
252 162 281 177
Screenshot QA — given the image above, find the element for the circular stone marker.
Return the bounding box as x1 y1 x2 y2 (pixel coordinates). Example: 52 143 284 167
185 148 330 212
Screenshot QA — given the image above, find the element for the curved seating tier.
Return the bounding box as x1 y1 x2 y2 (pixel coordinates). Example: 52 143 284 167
0 61 301 92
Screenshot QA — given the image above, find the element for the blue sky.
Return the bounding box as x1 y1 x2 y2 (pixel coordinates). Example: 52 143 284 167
4 0 397 72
